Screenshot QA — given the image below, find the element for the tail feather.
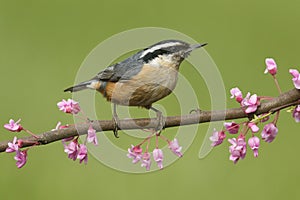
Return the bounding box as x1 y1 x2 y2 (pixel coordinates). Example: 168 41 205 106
64 80 99 92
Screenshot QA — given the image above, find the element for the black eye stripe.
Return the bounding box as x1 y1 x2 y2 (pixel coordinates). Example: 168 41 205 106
141 49 170 62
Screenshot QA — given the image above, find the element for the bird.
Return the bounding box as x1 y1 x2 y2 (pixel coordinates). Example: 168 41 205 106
64 39 207 137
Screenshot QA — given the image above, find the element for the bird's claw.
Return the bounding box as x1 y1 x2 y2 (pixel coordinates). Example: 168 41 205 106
156 112 165 135
112 115 120 138
149 107 165 135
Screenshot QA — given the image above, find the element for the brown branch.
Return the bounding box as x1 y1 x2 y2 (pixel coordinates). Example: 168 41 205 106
0 88 299 153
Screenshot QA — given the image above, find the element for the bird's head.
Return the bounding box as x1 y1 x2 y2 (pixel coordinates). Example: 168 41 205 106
138 39 207 64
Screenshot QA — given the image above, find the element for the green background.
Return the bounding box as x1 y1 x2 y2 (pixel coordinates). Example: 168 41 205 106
0 0 299 199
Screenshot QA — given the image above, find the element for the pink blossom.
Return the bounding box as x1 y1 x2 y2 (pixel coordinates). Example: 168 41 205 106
264 58 277 75
64 140 79 160
261 123 278 143
241 93 259 113
6 136 19 153
248 122 259 133
127 145 142 164
141 152 151 171
248 136 260 157
224 122 240 134
4 119 23 132
153 148 164 169
168 138 183 157
293 105 300 123
87 125 98 146
289 69 300 89
228 135 247 164
14 150 27 168
77 144 88 164
57 99 81 114
230 87 243 103
209 129 226 147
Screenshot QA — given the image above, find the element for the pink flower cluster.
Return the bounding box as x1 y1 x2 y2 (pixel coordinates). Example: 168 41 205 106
210 118 279 164
5 137 28 168
62 125 98 164
3 119 36 168
264 57 298 97
230 88 260 114
210 58 300 164
228 135 247 164
63 139 88 164
265 59 300 123
210 102 280 164
57 99 99 164
57 99 81 114
127 137 183 171
3 99 99 168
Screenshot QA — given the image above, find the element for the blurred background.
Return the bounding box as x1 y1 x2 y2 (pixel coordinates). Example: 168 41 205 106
0 0 299 199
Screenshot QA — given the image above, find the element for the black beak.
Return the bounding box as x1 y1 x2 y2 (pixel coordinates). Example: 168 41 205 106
188 43 208 52
183 43 208 56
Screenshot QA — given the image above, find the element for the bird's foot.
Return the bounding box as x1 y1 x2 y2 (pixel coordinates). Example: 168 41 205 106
112 115 120 138
150 107 165 135
156 111 166 135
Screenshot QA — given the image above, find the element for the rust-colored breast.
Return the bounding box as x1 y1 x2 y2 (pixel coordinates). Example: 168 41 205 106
101 63 179 108
102 82 116 101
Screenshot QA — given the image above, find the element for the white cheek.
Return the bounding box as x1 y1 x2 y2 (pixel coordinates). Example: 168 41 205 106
164 54 174 62
148 57 161 67
148 54 175 67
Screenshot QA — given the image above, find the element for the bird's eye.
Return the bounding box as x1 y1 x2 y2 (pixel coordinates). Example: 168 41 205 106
141 49 170 62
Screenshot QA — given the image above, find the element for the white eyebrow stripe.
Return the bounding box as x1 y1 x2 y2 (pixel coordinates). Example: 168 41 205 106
140 42 182 58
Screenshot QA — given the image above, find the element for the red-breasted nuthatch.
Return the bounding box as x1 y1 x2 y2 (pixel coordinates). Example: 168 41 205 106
64 40 207 137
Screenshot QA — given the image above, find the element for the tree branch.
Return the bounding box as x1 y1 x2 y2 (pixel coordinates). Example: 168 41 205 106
0 88 299 153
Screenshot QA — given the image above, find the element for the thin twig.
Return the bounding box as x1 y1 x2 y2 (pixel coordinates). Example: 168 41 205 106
0 88 299 153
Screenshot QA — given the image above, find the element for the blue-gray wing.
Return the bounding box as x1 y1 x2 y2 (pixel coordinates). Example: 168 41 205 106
94 55 144 82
